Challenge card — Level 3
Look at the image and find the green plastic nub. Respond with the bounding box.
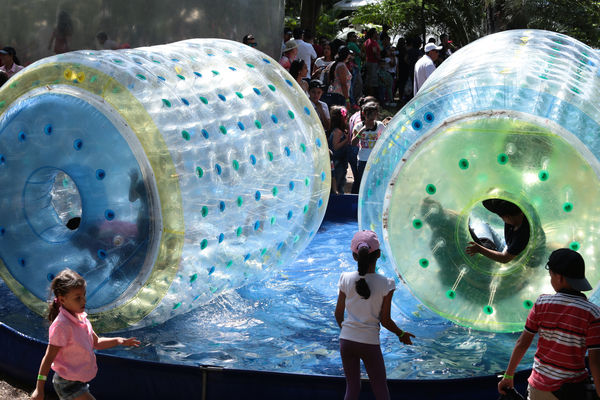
[458,159,469,170]
[538,170,549,181]
[483,305,494,315]
[563,202,573,213]
[446,290,456,299]
[497,153,508,164]
[425,184,436,195]
[570,241,580,251]
[419,258,429,268]
[412,219,423,229]
[523,300,533,309]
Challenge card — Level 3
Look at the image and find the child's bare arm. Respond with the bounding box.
[30,344,61,400]
[93,332,140,350]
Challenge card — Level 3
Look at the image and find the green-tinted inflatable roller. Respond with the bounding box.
[359,30,600,332]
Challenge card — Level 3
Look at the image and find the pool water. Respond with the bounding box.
[0,220,536,379]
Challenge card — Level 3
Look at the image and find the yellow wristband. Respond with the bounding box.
[503,373,514,379]
[37,374,47,381]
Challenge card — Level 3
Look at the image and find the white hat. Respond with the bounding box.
[424,43,443,53]
[283,39,298,53]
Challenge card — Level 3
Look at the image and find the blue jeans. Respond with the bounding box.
[53,373,90,400]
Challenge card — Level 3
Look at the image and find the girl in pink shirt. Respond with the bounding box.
[31,269,140,400]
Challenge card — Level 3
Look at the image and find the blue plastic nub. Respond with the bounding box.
[96,169,106,180]
[284,147,291,156]
[253,88,261,95]
[218,233,225,243]
[287,211,293,220]
[97,249,107,259]
[0,227,4,236]
[73,139,83,150]
[201,129,209,139]
[316,138,322,148]
[255,191,261,201]
[44,124,53,135]
[18,132,26,142]
[412,120,422,130]
[254,221,260,230]
[238,122,245,131]
[105,210,115,220]
[47,273,55,282]
[219,201,226,212]
[304,107,311,115]
[271,115,278,124]
[215,164,222,175]
[250,155,257,165]
[181,98,190,106]
[424,112,435,123]
[18,258,25,267]
[289,181,295,191]
[0,155,5,165]
[218,94,226,102]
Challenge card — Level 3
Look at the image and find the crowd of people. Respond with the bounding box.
[267,26,455,194]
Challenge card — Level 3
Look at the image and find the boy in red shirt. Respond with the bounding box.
[498,248,600,399]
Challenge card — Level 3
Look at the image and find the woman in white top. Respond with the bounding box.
[335,230,414,400]
[312,43,334,82]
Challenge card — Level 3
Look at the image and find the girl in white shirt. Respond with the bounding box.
[335,230,414,400]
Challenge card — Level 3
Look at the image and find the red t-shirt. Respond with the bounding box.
[525,290,600,391]
[364,39,380,63]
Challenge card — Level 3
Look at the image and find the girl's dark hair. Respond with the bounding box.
[289,59,306,80]
[329,46,351,84]
[329,105,346,131]
[2,47,20,66]
[356,246,377,299]
[47,268,86,322]
[362,101,379,115]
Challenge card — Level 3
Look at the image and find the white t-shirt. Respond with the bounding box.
[314,57,333,81]
[295,39,317,77]
[311,100,330,120]
[413,54,436,94]
[338,271,395,345]
[353,121,385,161]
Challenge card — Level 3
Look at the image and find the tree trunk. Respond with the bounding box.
[300,0,322,34]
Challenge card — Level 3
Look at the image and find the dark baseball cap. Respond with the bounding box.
[546,248,592,291]
[482,199,522,217]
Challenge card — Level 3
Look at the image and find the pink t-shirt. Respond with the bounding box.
[49,307,98,382]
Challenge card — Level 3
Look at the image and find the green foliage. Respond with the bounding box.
[350,0,600,48]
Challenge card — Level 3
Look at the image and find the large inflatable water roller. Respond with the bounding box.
[0,39,330,332]
[359,30,600,332]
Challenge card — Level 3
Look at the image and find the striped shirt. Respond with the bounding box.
[525,289,600,391]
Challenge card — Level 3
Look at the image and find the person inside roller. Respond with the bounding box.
[466,199,529,263]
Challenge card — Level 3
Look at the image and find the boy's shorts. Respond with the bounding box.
[53,373,90,400]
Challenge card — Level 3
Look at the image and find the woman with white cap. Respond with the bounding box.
[335,230,415,400]
[279,39,298,71]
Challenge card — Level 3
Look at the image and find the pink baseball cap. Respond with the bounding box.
[351,230,380,254]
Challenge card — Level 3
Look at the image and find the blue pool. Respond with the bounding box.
[0,219,536,379]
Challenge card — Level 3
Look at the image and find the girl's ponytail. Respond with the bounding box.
[47,268,86,322]
[355,245,371,299]
[47,298,61,322]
